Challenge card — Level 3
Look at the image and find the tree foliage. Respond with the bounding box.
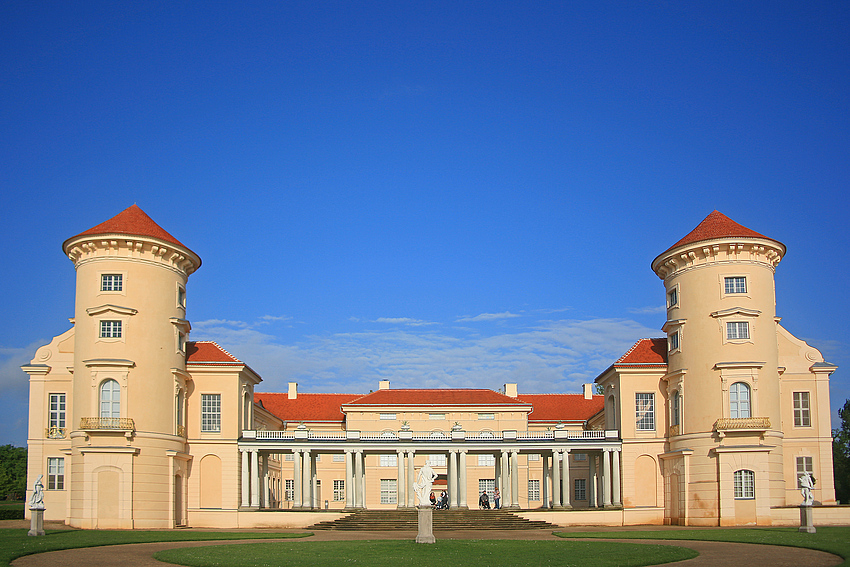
[0,445,27,500]
[834,399,850,504]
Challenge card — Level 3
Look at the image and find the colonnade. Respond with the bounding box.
[238,445,622,510]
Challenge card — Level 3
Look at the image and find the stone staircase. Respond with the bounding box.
[310,509,557,531]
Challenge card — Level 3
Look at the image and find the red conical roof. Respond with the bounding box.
[64,204,187,249]
[663,211,775,254]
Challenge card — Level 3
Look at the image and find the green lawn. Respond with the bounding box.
[555,526,850,566]
[0,528,310,566]
[155,539,697,567]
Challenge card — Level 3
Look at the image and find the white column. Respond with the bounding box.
[500,450,510,506]
[448,451,458,508]
[240,449,250,507]
[302,449,312,509]
[345,450,354,509]
[603,449,612,508]
[552,450,561,507]
[542,453,550,509]
[354,450,364,509]
[494,452,502,497]
[294,450,303,508]
[261,454,269,508]
[612,448,622,506]
[562,449,572,509]
[588,453,596,508]
[250,450,260,507]
[311,452,318,509]
[510,450,519,508]
[397,450,406,508]
[459,450,468,509]
[407,451,415,507]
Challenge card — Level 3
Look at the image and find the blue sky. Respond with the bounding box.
[1,1,847,447]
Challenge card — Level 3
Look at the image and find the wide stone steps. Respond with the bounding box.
[310,509,557,531]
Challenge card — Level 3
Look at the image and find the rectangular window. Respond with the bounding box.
[574,478,587,501]
[101,274,123,291]
[734,470,755,499]
[284,453,294,461]
[99,320,122,338]
[793,392,811,427]
[333,454,345,462]
[379,454,397,467]
[724,276,747,294]
[177,286,186,308]
[669,331,679,351]
[333,480,345,501]
[528,479,540,501]
[478,413,495,420]
[635,393,655,431]
[379,413,396,420]
[380,479,397,504]
[573,453,587,461]
[201,394,221,432]
[426,454,446,467]
[429,413,445,420]
[285,479,294,500]
[479,478,495,501]
[528,453,540,461]
[48,393,66,429]
[726,321,750,340]
[796,456,813,476]
[668,288,678,308]
[478,454,496,466]
[47,457,64,490]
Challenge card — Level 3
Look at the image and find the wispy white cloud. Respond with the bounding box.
[258,315,293,324]
[374,317,437,326]
[627,305,666,315]
[456,311,523,322]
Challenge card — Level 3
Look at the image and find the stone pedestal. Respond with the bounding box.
[799,505,816,534]
[28,508,45,537]
[415,505,436,544]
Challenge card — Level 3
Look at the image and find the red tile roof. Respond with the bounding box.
[255,393,360,423]
[65,204,189,250]
[186,341,242,364]
[342,389,531,407]
[518,394,604,422]
[615,338,668,366]
[662,210,773,254]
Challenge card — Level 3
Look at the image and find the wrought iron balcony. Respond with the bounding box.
[45,426,66,439]
[713,417,771,431]
[80,417,135,431]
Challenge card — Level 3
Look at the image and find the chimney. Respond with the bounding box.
[583,383,593,399]
[504,383,518,398]
[379,380,390,390]
[288,382,298,400]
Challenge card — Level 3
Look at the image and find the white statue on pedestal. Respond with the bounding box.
[29,475,45,510]
[413,463,437,506]
[800,472,815,506]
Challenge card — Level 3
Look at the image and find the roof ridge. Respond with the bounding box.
[186,340,242,363]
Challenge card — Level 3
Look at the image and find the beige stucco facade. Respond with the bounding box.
[23,207,848,529]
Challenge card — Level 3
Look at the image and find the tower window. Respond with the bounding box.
[48,393,66,430]
[668,331,680,352]
[793,392,811,427]
[671,390,681,427]
[99,379,120,419]
[635,393,655,431]
[100,320,122,338]
[177,286,186,308]
[667,288,678,308]
[726,321,749,340]
[101,274,123,292]
[724,276,747,294]
[730,382,751,419]
[47,457,65,490]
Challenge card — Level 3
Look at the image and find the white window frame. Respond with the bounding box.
[667,285,679,308]
[429,413,445,420]
[479,478,495,501]
[48,393,66,429]
[426,454,446,467]
[726,321,750,341]
[733,469,755,499]
[333,479,345,501]
[285,479,294,500]
[176,283,186,309]
[729,382,751,419]
[574,478,587,500]
[380,479,397,504]
[527,453,540,461]
[478,413,495,420]
[528,479,540,501]
[47,457,64,490]
[379,454,397,467]
[478,454,495,466]
[635,393,655,431]
[201,393,221,433]
[793,392,811,427]
[724,276,747,295]
[796,456,813,479]
[668,330,680,352]
[99,379,121,419]
[99,320,123,339]
[573,453,587,461]
[100,273,123,292]
[333,454,345,462]
[671,390,681,427]
[379,413,396,420]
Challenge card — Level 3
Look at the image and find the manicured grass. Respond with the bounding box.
[555,526,850,566]
[155,539,697,567]
[0,528,310,567]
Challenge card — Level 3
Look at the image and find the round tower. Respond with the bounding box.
[62,205,201,528]
[651,210,785,435]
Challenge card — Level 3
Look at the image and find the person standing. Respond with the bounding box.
[493,487,501,509]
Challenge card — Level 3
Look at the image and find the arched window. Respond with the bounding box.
[671,390,681,427]
[730,382,751,419]
[100,379,120,419]
[733,469,755,499]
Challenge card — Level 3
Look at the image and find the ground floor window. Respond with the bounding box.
[733,470,755,499]
[426,454,446,467]
[796,456,813,480]
[574,478,586,501]
[285,479,294,501]
[333,480,345,501]
[380,479,397,504]
[47,457,64,490]
[478,478,495,501]
[528,479,540,501]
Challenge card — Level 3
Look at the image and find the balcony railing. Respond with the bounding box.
[249,429,614,442]
[713,417,771,431]
[80,417,135,431]
[45,426,66,439]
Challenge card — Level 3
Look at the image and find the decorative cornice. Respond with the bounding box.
[64,235,200,276]
[709,307,761,319]
[652,238,784,281]
[86,304,138,317]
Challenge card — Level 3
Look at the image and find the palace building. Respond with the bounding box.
[23,206,846,528]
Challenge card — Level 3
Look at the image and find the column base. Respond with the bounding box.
[28,509,45,537]
[603,504,619,510]
[506,505,521,510]
[415,506,436,544]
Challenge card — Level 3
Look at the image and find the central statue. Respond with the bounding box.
[413,463,438,506]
